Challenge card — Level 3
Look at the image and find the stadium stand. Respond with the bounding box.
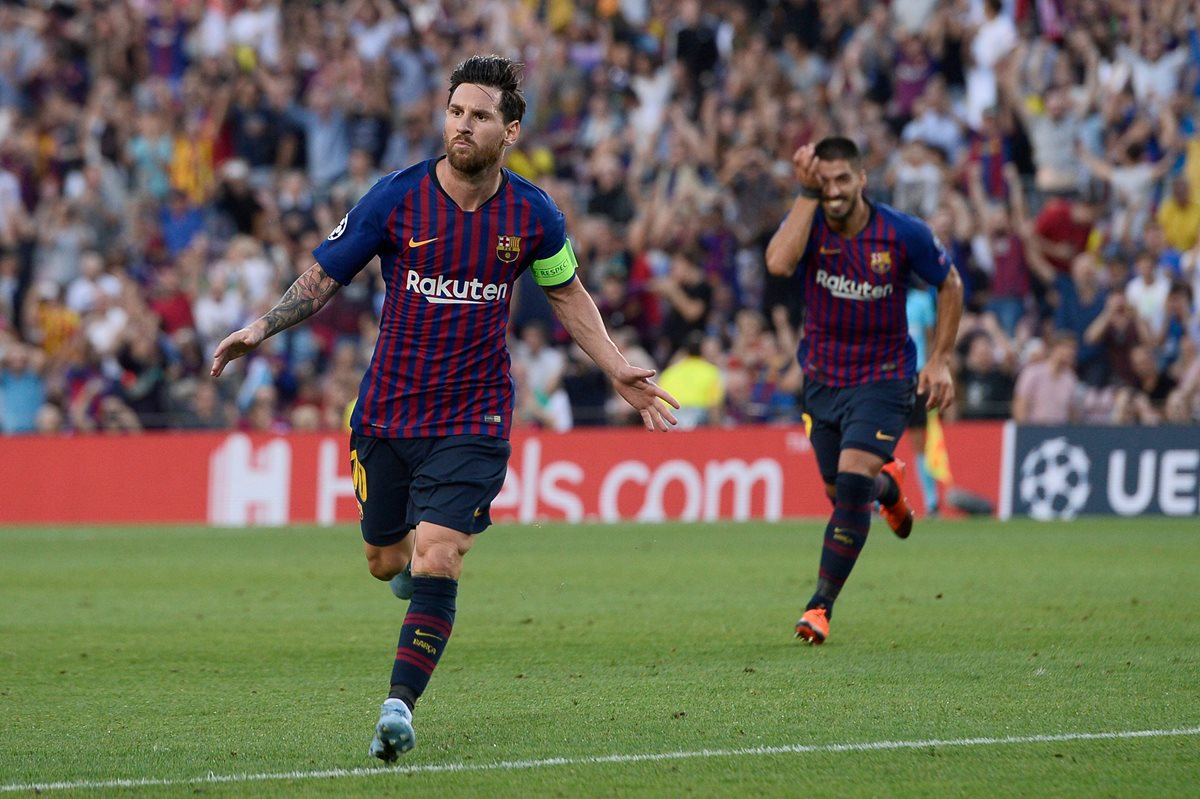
[0,0,1197,435]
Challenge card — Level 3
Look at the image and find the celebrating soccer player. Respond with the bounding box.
[765,137,963,645]
[211,55,679,760]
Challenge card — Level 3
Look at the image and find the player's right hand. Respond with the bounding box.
[791,143,821,193]
[210,324,266,377]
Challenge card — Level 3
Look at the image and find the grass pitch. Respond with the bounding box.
[1,517,1197,798]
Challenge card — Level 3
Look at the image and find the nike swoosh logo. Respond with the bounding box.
[408,236,438,248]
[414,629,444,640]
[875,431,897,441]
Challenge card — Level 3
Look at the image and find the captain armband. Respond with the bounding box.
[531,239,578,287]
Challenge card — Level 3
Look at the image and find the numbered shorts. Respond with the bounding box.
[802,378,916,485]
[349,432,512,547]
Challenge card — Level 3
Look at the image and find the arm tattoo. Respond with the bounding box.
[261,264,342,337]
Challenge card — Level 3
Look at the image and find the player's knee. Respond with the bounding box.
[364,544,410,581]
[365,551,395,581]
[413,541,464,579]
[824,483,837,504]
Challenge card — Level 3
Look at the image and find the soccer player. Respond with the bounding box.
[765,137,963,645]
[210,55,679,760]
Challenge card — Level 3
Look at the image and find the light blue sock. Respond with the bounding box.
[389,562,413,600]
[915,453,938,514]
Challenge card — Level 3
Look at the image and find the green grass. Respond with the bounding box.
[1,518,1197,798]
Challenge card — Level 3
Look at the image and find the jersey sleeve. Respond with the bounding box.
[311,178,392,285]
[906,221,953,287]
[531,197,567,259]
[529,193,575,288]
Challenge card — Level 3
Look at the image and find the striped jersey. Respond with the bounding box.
[313,158,572,439]
[792,201,952,387]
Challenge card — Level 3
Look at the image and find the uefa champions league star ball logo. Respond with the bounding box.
[328,214,349,240]
[1019,437,1091,520]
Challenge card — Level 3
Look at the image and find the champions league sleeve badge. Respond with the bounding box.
[328,213,349,240]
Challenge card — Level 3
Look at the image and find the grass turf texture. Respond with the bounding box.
[1,517,1197,798]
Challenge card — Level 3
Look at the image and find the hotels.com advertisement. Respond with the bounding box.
[0,424,1003,525]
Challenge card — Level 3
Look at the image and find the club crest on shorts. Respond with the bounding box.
[496,235,521,263]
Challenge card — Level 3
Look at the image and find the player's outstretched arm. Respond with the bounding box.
[545,279,680,431]
[765,143,821,277]
[211,262,342,377]
[919,265,964,413]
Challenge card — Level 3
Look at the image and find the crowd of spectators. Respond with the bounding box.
[1,0,1199,437]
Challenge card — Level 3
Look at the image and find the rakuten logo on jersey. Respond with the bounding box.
[405,269,509,305]
[815,269,894,301]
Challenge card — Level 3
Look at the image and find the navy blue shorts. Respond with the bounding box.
[908,389,930,429]
[802,378,916,485]
[349,432,511,547]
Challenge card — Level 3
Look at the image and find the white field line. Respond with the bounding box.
[3,726,1198,794]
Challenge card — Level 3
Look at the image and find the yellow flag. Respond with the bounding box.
[925,410,953,484]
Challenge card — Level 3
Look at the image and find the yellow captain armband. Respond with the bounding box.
[531,239,578,287]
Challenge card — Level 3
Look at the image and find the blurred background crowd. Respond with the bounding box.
[1,0,1199,438]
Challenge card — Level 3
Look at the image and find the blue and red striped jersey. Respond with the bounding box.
[968,132,1012,200]
[312,158,570,439]
[793,201,953,387]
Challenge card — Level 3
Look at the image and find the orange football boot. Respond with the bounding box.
[794,606,829,645]
[879,459,914,539]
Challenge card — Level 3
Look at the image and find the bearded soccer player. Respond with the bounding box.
[765,136,963,645]
[211,55,679,759]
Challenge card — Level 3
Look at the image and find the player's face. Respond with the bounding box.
[444,83,520,176]
[814,159,865,221]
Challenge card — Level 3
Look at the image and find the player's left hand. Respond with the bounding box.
[612,365,680,432]
[919,361,956,413]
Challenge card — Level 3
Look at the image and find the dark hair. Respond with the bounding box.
[448,55,526,124]
[814,136,863,169]
[1051,330,1078,348]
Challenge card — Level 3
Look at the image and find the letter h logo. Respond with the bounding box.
[208,434,292,525]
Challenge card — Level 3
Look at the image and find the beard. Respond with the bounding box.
[822,193,859,222]
[445,134,505,176]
